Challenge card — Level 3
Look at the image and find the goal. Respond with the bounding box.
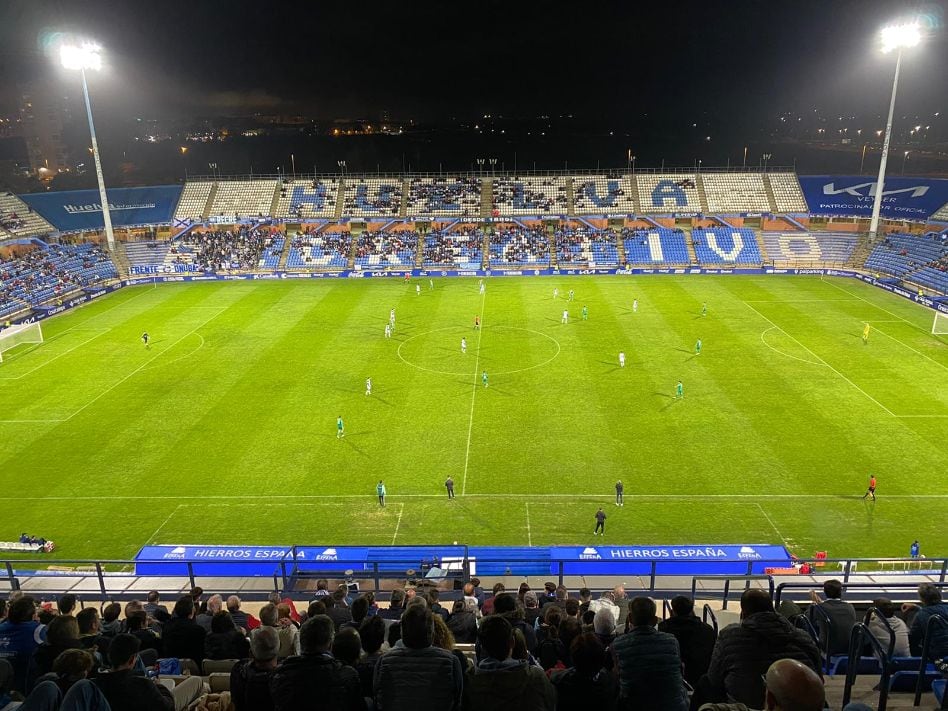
[933,311,948,336]
[0,322,44,363]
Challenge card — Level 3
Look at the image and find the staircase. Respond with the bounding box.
[848,233,875,270]
[398,178,408,219]
[201,183,218,220]
[682,227,698,265]
[481,230,491,270]
[565,178,576,217]
[110,241,131,279]
[480,178,493,218]
[755,231,771,262]
[415,231,425,268]
[616,230,627,265]
[549,227,559,268]
[628,175,642,214]
[269,184,282,217]
[334,179,346,219]
[277,232,293,270]
[695,175,710,213]
[348,226,362,270]
[762,174,779,213]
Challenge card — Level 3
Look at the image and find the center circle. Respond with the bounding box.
[397,325,561,376]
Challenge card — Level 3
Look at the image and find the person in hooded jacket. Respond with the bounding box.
[231,626,280,711]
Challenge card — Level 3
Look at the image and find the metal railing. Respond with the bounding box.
[842,620,895,711]
[690,575,775,610]
[915,614,948,706]
[775,581,948,607]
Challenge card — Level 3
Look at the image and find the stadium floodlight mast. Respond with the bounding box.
[868,22,922,242]
[60,42,115,251]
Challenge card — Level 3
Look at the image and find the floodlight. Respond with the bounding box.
[60,43,103,71]
[880,24,921,53]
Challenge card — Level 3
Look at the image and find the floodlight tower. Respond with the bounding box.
[868,23,921,241]
[60,42,115,250]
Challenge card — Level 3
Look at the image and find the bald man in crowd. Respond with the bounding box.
[699,658,824,711]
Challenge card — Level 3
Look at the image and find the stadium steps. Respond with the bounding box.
[616,232,627,265]
[398,178,408,219]
[110,242,131,278]
[762,174,779,213]
[201,183,218,220]
[682,227,698,264]
[414,231,424,268]
[276,234,292,270]
[849,234,875,270]
[754,231,771,262]
[822,675,942,710]
[565,177,576,216]
[348,224,363,270]
[695,175,710,213]
[549,227,559,268]
[269,184,282,217]
[480,178,492,218]
[481,231,490,269]
[628,174,642,214]
[334,179,346,220]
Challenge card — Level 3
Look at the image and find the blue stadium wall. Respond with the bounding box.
[18,185,182,233]
[799,175,948,220]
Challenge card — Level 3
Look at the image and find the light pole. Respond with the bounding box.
[60,42,115,250]
[762,153,772,172]
[869,22,921,240]
[902,150,911,175]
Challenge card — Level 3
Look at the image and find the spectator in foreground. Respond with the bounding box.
[99,603,123,637]
[18,648,110,710]
[205,610,251,660]
[227,596,258,633]
[867,598,910,657]
[355,615,385,699]
[378,589,405,621]
[462,615,555,711]
[374,604,463,710]
[328,589,353,631]
[447,600,478,644]
[196,594,222,632]
[0,596,47,692]
[161,596,207,664]
[275,605,300,659]
[658,595,717,685]
[332,628,362,668]
[269,615,365,711]
[906,582,948,657]
[144,591,169,621]
[700,589,821,707]
[30,613,85,685]
[550,633,617,711]
[808,579,857,656]
[231,626,280,711]
[95,633,203,711]
[57,595,78,617]
[125,611,162,656]
[611,596,688,711]
[761,658,825,711]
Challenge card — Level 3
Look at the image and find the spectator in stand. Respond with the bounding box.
[342,597,368,632]
[868,598,910,658]
[578,588,593,615]
[205,610,251,660]
[379,589,405,621]
[196,594,222,632]
[161,595,207,665]
[125,611,162,656]
[270,615,365,711]
[447,600,478,644]
[99,603,122,637]
[374,604,463,711]
[538,583,557,608]
[30,613,85,687]
[593,607,617,649]
[328,589,352,631]
[760,658,825,711]
[274,604,300,659]
[227,595,258,633]
[231,626,279,711]
[17,648,110,710]
[462,615,555,711]
[905,582,948,657]
[481,584,506,616]
[550,633,617,711]
[312,580,331,599]
[57,595,78,617]
[76,607,111,661]
[698,589,821,708]
[427,589,449,622]
[462,584,481,615]
[0,595,47,692]
[535,606,568,671]
[611,597,688,711]
[332,628,362,668]
[355,615,385,699]
[559,617,583,665]
[95,633,203,711]
[658,595,717,686]
[487,594,537,657]
[808,579,857,656]
[432,614,470,673]
[144,592,170,622]
[523,591,542,628]
[267,591,299,624]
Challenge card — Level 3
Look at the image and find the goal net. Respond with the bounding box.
[0,322,44,363]
[933,311,948,336]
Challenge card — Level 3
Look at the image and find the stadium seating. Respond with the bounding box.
[767,173,809,212]
[124,241,173,270]
[259,233,285,268]
[177,226,273,271]
[636,174,701,213]
[423,230,483,269]
[0,192,56,238]
[354,231,418,269]
[0,242,118,310]
[287,230,352,269]
[207,180,279,220]
[491,177,568,215]
[555,228,619,267]
[488,228,550,268]
[692,227,763,264]
[274,179,341,219]
[405,177,481,217]
[341,178,404,217]
[174,181,214,221]
[761,232,859,265]
[622,228,691,264]
[702,173,771,212]
[865,233,948,292]
[572,176,635,214]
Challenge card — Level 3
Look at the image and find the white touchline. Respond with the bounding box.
[461,289,487,496]
[525,502,532,546]
[392,503,405,545]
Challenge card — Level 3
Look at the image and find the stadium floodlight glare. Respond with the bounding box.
[59,41,115,250]
[868,23,922,241]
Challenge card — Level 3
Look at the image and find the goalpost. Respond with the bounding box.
[933,311,948,336]
[0,322,44,363]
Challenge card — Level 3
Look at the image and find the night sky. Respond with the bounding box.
[0,0,945,124]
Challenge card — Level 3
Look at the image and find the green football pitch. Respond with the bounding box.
[1,275,946,562]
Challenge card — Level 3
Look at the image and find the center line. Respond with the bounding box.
[461,286,487,496]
